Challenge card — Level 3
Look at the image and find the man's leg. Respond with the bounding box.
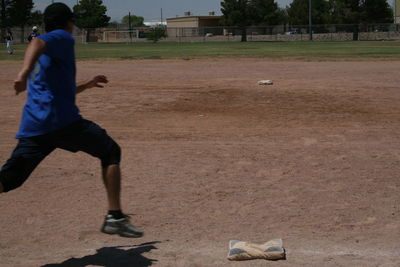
[0,138,54,193]
[98,143,144,238]
[102,164,121,211]
[99,162,143,238]
[55,119,143,237]
[6,40,13,55]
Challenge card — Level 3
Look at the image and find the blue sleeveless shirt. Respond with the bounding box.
[17,29,81,138]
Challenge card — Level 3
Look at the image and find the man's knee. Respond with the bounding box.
[101,141,121,168]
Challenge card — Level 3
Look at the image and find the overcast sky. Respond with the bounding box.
[33,0,292,22]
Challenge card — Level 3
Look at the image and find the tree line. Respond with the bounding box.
[222,0,393,41]
[221,0,393,27]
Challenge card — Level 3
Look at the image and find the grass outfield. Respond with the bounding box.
[1,41,400,61]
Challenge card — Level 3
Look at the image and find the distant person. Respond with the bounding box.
[0,3,144,238]
[5,28,13,55]
[28,26,40,42]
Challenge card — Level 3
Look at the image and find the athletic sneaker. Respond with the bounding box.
[101,214,144,238]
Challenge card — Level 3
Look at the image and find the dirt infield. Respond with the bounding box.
[1,59,400,267]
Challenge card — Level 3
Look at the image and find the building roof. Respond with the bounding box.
[167,16,222,21]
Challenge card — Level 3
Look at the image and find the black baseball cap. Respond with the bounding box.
[44,2,75,32]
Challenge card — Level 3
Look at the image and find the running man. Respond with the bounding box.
[28,26,40,42]
[0,3,144,238]
[5,28,13,55]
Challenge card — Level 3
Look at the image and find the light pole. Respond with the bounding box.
[128,12,132,42]
[309,0,312,41]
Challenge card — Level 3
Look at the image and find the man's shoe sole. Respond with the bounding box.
[101,227,144,238]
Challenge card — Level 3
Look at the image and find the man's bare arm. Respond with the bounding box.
[14,38,46,95]
[76,75,108,94]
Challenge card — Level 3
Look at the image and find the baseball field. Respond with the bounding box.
[1,41,400,266]
[1,41,400,61]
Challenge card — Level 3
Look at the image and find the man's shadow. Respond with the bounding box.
[42,241,159,267]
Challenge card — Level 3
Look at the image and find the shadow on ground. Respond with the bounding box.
[42,241,159,267]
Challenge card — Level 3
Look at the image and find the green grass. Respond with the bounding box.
[1,41,400,61]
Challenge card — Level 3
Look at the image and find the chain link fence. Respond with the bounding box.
[3,24,400,44]
[165,24,400,42]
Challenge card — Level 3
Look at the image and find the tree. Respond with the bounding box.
[248,0,280,25]
[7,0,33,42]
[221,0,251,26]
[221,0,283,41]
[1,0,10,26]
[328,0,364,24]
[276,7,289,25]
[73,0,110,42]
[328,0,352,24]
[146,26,166,43]
[328,0,393,24]
[221,0,251,41]
[361,0,393,23]
[29,10,43,26]
[287,0,330,25]
[122,14,145,27]
[287,0,308,25]
[0,0,12,41]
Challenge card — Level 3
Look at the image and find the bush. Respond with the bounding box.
[147,27,166,43]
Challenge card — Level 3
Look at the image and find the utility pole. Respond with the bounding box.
[128,12,132,43]
[308,0,312,41]
[161,8,163,25]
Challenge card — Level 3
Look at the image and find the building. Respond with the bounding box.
[166,15,222,37]
[167,15,222,28]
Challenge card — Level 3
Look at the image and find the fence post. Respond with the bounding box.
[353,24,359,41]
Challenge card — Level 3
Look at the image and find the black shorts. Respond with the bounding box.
[0,119,121,192]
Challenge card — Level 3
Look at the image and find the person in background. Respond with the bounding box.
[5,28,13,55]
[28,26,40,42]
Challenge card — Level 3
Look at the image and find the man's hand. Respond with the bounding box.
[77,75,109,94]
[14,71,29,95]
[87,75,108,89]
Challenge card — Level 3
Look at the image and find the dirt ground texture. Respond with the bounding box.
[0,59,400,267]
